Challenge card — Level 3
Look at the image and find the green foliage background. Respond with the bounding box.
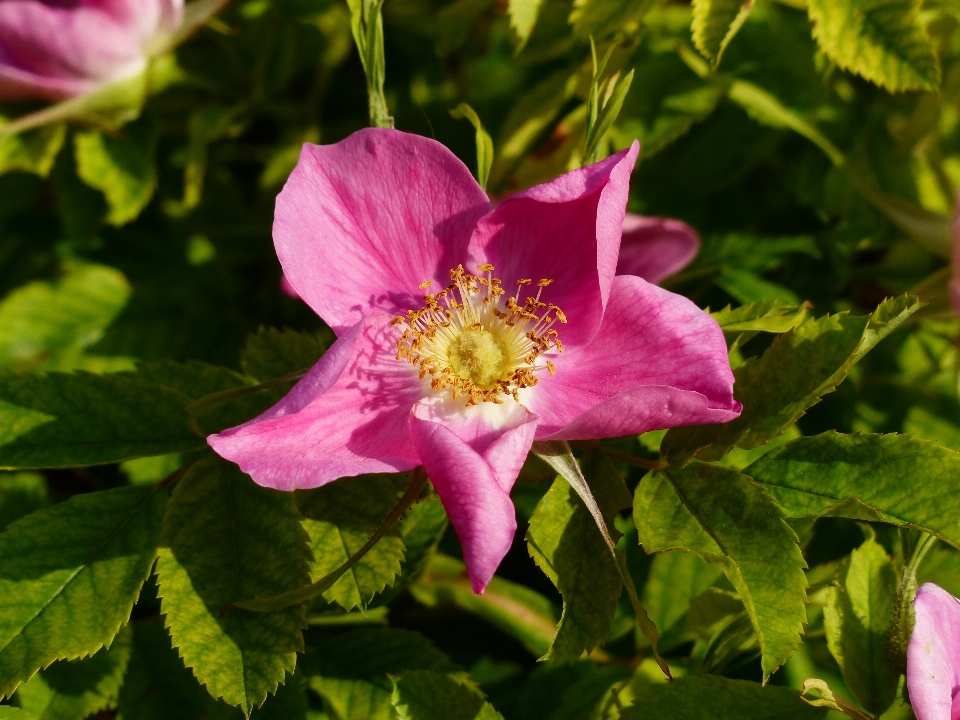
[2,0,960,716]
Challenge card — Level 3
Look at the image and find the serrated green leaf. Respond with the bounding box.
[0,485,166,698]
[619,675,828,719]
[641,551,723,650]
[296,474,407,611]
[156,457,311,715]
[662,294,922,466]
[823,537,898,716]
[0,123,65,177]
[0,264,130,372]
[391,671,503,720]
[0,372,204,469]
[304,628,457,720]
[240,328,327,382]
[16,626,131,720]
[746,432,960,548]
[410,554,559,657]
[634,463,807,679]
[692,0,754,66]
[507,0,545,51]
[117,621,237,720]
[133,359,271,434]
[74,118,158,226]
[526,453,631,662]
[808,0,939,93]
[711,300,808,333]
[0,472,47,531]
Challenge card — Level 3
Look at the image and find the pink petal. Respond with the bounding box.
[0,0,176,101]
[468,142,639,350]
[527,274,740,439]
[208,313,422,490]
[409,400,538,593]
[274,128,491,334]
[908,583,960,720]
[616,215,700,284]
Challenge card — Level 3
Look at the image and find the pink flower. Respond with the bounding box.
[0,0,183,101]
[908,583,960,720]
[616,214,699,284]
[210,128,740,593]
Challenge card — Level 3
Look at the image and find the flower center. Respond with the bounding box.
[394,263,565,406]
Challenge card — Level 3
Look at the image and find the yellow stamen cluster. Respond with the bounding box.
[393,264,566,406]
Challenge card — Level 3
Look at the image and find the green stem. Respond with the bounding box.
[231,468,428,612]
[185,367,309,418]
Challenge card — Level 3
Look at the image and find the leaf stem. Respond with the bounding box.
[230,468,428,612]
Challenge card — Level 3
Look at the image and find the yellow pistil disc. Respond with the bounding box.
[394,264,566,405]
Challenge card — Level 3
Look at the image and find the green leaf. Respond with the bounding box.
[74,118,158,226]
[489,68,578,189]
[296,474,407,611]
[692,0,754,66]
[450,104,494,191]
[585,67,635,165]
[823,538,898,716]
[634,463,807,679]
[662,294,923,466]
[0,263,130,372]
[391,671,503,720]
[410,554,559,657]
[0,123,65,177]
[0,709,40,719]
[156,457,311,715]
[526,452,631,662]
[569,0,646,39]
[507,0,545,51]
[240,328,327,382]
[347,0,392,127]
[746,432,960,547]
[304,628,457,720]
[16,626,132,720]
[116,621,237,720]
[715,268,801,306]
[0,472,47,531]
[800,678,873,720]
[0,485,166,698]
[0,372,204,469]
[640,551,723,650]
[711,300,809,334]
[619,675,828,719]
[808,0,939,93]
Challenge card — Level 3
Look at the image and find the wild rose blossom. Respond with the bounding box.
[0,0,183,101]
[209,128,741,592]
[908,583,960,720]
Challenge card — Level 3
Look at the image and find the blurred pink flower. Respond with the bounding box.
[617,214,699,284]
[0,0,183,101]
[907,583,960,720]
[211,128,740,592]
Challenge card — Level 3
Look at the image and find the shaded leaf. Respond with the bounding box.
[808,0,939,93]
[692,0,754,66]
[391,670,503,720]
[0,372,203,469]
[0,485,166,698]
[410,554,559,657]
[0,472,47,531]
[296,474,407,611]
[640,551,723,650]
[526,453,631,662]
[74,118,158,226]
[823,538,898,716]
[240,328,327,382]
[16,626,131,720]
[0,123,65,177]
[156,457,311,715]
[746,431,960,547]
[450,104,494,191]
[619,675,828,719]
[662,295,922,466]
[634,463,807,679]
[304,628,457,720]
